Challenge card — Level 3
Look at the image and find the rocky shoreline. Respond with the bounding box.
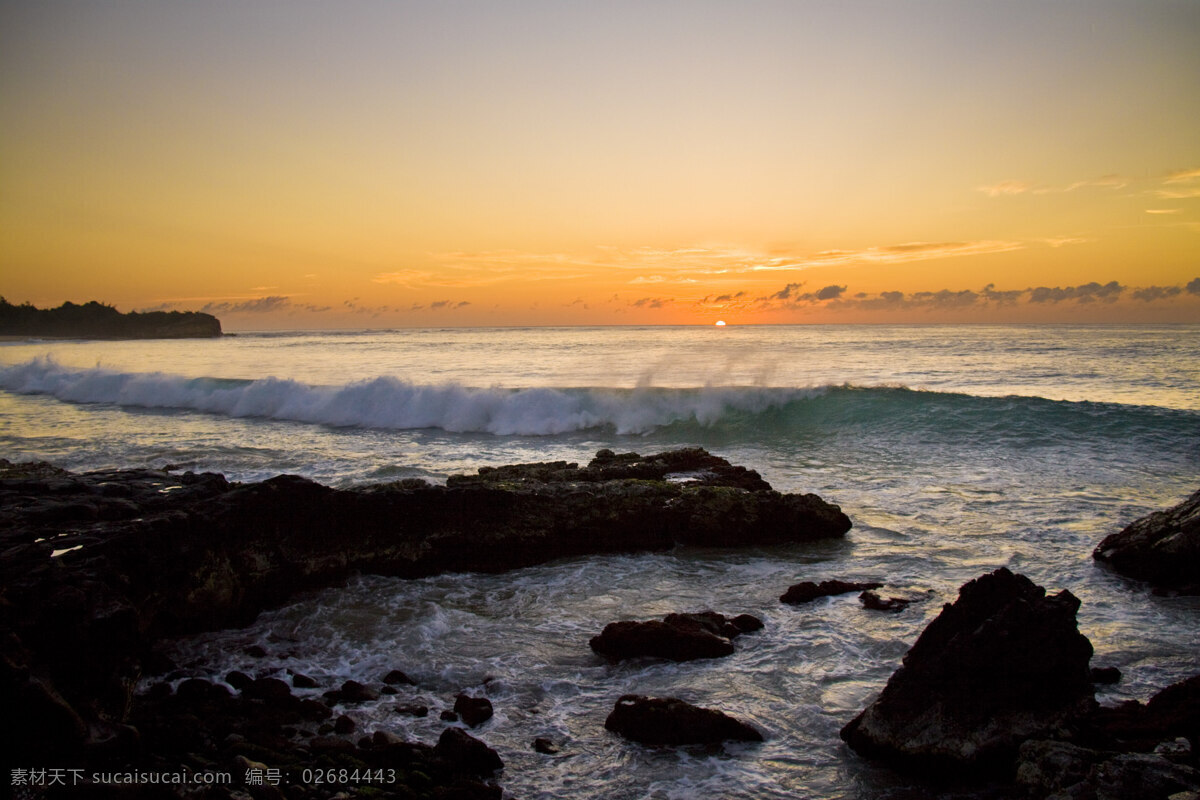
[3,451,1198,798]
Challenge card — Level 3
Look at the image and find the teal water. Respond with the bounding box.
[2,325,1198,798]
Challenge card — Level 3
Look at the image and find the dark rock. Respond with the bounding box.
[244,644,268,658]
[533,737,559,754]
[380,685,398,695]
[1091,666,1122,685]
[590,610,760,662]
[860,590,911,612]
[325,679,379,705]
[1087,674,1200,751]
[1094,488,1200,594]
[780,579,883,604]
[244,677,293,705]
[435,727,504,775]
[840,568,1095,777]
[604,694,763,745]
[333,714,356,734]
[288,670,318,689]
[225,670,254,691]
[455,693,494,727]
[396,704,429,717]
[1015,739,1102,796]
[441,710,460,722]
[384,668,417,686]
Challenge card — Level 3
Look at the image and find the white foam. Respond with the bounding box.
[0,357,811,436]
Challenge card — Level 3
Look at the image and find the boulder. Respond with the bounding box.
[590,611,762,662]
[1094,488,1200,594]
[840,568,1095,777]
[454,693,494,727]
[605,694,763,745]
[859,590,910,612]
[780,579,882,604]
[435,727,504,775]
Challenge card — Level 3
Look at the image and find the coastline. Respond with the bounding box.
[3,452,1197,798]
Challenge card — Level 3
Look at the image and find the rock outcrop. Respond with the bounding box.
[0,449,847,791]
[780,579,882,604]
[1093,488,1200,594]
[840,568,1095,777]
[604,695,763,745]
[589,611,763,662]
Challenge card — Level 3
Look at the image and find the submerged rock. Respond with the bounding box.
[840,568,1095,777]
[1093,488,1200,594]
[604,694,763,745]
[590,610,763,662]
[780,579,882,604]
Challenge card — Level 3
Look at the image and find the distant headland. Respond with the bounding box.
[0,297,222,339]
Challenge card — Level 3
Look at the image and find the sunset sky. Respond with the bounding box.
[2,0,1198,328]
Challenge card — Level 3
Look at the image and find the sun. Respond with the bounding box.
[715,320,726,326]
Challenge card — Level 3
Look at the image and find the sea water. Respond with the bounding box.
[1,324,1198,798]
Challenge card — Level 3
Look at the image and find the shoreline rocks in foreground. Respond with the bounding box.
[841,568,1096,776]
[1093,487,1200,595]
[0,448,848,796]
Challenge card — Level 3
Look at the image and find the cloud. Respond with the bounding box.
[756,278,1199,313]
[201,295,292,314]
[429,300,471,310]
[977,180,1033,197]
[1164,167,1200,184]
[1145,208,1182,215]
[1132,286,1182,302]
[632,297,671,309]
[1028,281,1123,304]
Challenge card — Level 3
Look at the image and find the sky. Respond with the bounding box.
[2,0,1199,329]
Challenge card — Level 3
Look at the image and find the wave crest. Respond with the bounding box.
[0,358,810,436]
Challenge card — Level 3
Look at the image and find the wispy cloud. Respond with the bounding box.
[977,180,1033,197]
[1164,167,1200,184]
[1145,208,1182,215]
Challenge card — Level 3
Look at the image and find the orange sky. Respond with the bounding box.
[2,1,1198,328]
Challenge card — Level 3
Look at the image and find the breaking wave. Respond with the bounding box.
[0,357,1191,444]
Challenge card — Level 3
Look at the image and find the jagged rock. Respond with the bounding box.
[1091,666,1122,685]
[590,611,763,662]
[455,693,494,727]
[1094,488,1200,594]
[780,579,883,604]
[533,737,559,754]
[604,694,763,745]
[840,568,1095,777]
[1087,674,1200,752]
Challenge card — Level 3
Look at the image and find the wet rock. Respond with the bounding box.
[441,710,460,722]
[780,579,882,604]
[860,590,911,612]
[1091,666,1123,685]
[590,611,761,662]
[396,704,429,718]
[384,668,417,686]
[324,679,379,705]
[435,727,504,775]
[1094,488,1200,594]
[1087,674,1200,752]
[604,694,763,745]
[333,714,356,734]
[225,670,254,691]
[533,737,559,754]
[840,568,1095,777]
[455,693,494,727]
[288,670,318,689]
[244,677,293,705]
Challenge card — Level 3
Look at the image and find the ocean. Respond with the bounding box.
[2,324,1198,798]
